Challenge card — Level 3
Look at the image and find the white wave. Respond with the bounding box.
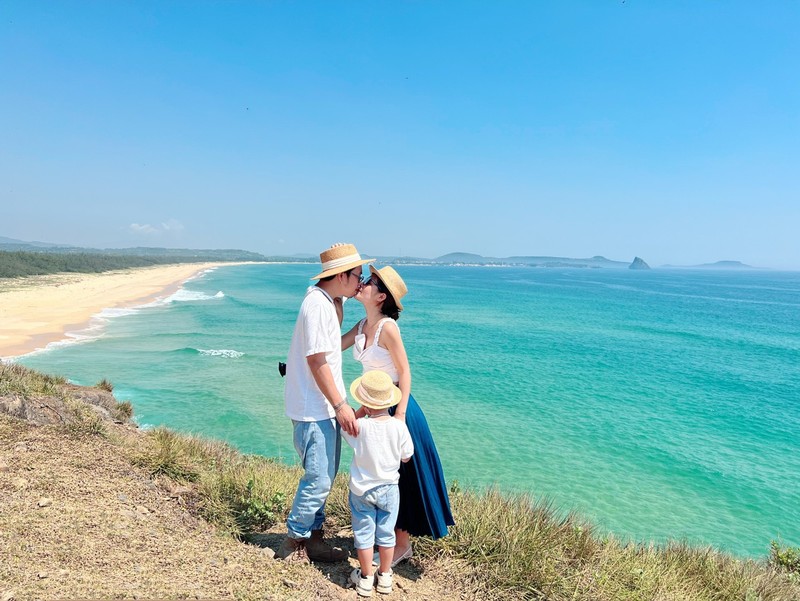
[197,348,244,358]
[160,289,226,304]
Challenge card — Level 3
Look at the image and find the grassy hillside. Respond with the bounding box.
[1,363,798,600]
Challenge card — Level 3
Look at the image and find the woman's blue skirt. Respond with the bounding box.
[389,393,455,539]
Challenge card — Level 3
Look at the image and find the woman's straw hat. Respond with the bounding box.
[350,370,402,410]
[311,243,374,280]
[370,265,408,311]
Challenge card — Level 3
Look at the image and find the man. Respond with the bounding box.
[277,242,373,563]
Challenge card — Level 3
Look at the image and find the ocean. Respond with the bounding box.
[17,263,800,557]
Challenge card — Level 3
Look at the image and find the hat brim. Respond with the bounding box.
[311,258,374,280]
[369,265,404,310]
[349,375,402,410]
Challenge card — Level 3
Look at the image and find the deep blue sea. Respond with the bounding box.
[17,264,800,557]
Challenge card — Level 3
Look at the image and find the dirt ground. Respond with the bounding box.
[0,414,477,601]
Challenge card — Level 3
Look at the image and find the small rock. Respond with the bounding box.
[117,493,130,503]
[12,478,28,489]
[260,547,276,560]
[0,459,9,472]
[13,442,28,453]
[1,590,16,601]
[135,505,150,514]
[37,498,52,508]
[281,578,299,589]
[37,572,49,579]
[58,569,69,577]
[168,484,192,498]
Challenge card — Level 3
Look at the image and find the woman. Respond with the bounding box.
[343,265,455,567]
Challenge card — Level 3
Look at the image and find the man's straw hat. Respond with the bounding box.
[350,370,402,410]
[311,243,374,280]
[370,265,408,311]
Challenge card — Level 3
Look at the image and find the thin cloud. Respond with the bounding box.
[129,220,185,237]
[129,223,159,235]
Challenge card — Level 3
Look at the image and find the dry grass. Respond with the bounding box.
[0,415,326,601]
[1,363,799,600]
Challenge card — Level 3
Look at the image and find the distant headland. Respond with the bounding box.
[0,236,763,271]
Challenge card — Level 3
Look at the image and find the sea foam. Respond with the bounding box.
[197,349,244,358]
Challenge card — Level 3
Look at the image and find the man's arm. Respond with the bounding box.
[306,352,358,436]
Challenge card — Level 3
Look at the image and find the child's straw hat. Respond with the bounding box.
[350,370,402,410]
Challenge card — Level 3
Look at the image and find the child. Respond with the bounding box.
[342,370,414,597]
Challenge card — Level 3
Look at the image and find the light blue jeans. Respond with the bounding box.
[286,418,341,540]
[349,483,399,550]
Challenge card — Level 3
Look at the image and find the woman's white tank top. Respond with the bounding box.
[352,317,399,383]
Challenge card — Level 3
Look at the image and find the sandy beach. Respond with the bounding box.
[0,263,236,359]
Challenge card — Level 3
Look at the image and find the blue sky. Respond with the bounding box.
[2,2,798,268]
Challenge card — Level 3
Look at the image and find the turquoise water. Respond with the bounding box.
[17,264,800,557]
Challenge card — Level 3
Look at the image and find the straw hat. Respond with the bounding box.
[350,370,402,410]
[311,243,374,280]
[370,265,407,311]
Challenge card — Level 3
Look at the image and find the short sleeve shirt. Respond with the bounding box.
[342,417,414,496]
[284,286,344,421]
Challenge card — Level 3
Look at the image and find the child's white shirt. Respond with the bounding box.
[342,416,414,496]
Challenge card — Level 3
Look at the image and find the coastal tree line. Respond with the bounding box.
[0,250,218,279]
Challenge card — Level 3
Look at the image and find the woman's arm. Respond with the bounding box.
[341,320,360,351]
[381,321,411,421]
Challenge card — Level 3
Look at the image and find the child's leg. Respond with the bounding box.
[349,490,377,577]
[374,484,400,574]
[358,547,376,576]
[376,545,394,575]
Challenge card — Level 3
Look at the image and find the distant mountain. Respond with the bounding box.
[434,252,486,264]
[427,253,631,268]
[661,260,759,270]
[629,257,651,270]
[696,260,755,269]
[1,237,657,269]
[0,236,62,248]
[0,238,270,262]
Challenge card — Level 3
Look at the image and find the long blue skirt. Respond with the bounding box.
[389,393,455,539]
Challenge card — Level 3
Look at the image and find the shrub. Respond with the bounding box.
[770,540,800,573]
[132,427,199,481]
[96,378,114,392]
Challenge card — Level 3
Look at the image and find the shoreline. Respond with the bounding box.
[0,262,246,360]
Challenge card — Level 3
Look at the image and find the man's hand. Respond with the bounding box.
[337,404,359,436]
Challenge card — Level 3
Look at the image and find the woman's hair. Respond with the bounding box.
[375,278,401,321]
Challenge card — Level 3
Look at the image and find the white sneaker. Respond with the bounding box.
[376,569,393,594]
[350,568,375,597]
